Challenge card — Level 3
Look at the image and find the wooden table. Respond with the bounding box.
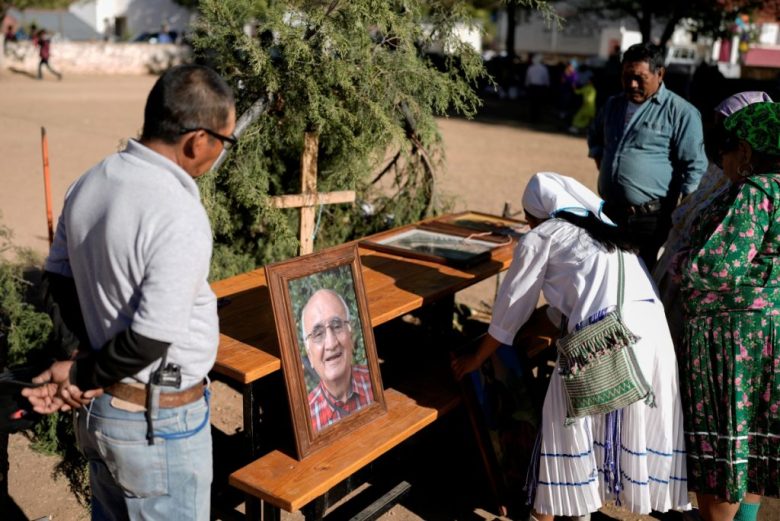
[210,239,516,457]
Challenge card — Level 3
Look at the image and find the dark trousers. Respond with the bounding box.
[38,58,61,80]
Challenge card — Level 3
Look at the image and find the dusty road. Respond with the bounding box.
[2,71,778,520]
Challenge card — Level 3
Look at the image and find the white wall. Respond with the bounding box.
[499,9,602,56]
[123,0,193,36]
[2,40,190,74]
[69,0,194,38]
[69,1,98,30]
[759,23,779,45]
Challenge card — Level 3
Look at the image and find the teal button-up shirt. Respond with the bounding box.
[588,84,707,207]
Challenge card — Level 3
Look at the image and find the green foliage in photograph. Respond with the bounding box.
[192,0,488,280]
[287,264,366,392]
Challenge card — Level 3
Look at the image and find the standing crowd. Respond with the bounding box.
[454,42,780,521]
[14,41,780,521]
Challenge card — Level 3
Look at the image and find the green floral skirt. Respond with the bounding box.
[681,310,780,501]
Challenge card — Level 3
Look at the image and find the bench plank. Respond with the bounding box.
[229,387,460,512]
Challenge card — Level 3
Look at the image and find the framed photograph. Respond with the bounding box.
[265,244,386,459]
[359,225,505,268]
[432,211,529,239]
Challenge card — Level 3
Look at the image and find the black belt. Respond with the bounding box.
[626,199,663,216]
[605,199,663,219]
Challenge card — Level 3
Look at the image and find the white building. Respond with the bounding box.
[494,3,708,62]
[72,0,193,40]
[10,0,194,41]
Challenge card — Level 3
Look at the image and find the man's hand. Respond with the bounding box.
[21,380,63,414]
[21,361,103,414]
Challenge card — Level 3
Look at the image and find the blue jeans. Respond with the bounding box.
[76,389,212,520]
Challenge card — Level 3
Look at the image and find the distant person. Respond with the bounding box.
[599,43,622,108]
[36,29,62,80]
[588,42,707,268]
[569,70,596,135]
[157,23,173,44]
[557,60,578,124]
[689,61,726,115]
[3,25,17,55]
[102,17,114,42]
[302,289,374,433]
[525,54,550,123]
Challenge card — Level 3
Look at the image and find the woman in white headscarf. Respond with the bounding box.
[453,172,689,520]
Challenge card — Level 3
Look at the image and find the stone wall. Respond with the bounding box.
[2,41,191,75]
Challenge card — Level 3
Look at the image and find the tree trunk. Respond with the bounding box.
[638,12,652,43]
[505,3,516,58]
[659,16,679,49]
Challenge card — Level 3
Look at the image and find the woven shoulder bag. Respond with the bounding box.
[557,252,654,422]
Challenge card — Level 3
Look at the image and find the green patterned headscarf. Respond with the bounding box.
[723,101,780,156]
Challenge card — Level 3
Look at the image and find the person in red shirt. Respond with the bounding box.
[301,289,374,432]
[36,29,62,80]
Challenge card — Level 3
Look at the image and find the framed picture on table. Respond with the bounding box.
[431,211,529,239]
[359,224,508,268]
[265,244,386,459]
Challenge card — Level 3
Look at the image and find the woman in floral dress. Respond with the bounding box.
[681,102,780,521]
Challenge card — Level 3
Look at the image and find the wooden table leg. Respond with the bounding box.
[243,379,264,458]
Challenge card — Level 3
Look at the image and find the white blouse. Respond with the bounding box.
[488,218,659,345]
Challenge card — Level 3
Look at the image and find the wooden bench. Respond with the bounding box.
[210,228,518,519]
[230,380,461,519]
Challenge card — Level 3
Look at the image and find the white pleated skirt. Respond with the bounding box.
[532,300,690,516]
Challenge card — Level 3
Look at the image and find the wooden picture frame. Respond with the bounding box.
[359,224,506,268]
[431,211,529,239]
[265,244,386,459]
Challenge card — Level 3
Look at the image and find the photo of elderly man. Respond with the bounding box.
[300,288,374,432]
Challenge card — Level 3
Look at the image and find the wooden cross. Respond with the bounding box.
[269,132,356,255]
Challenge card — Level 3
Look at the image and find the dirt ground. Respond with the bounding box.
[1,71,778,520]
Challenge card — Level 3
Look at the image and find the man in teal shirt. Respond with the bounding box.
[588,42,707,268]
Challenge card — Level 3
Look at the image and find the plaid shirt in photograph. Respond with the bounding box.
[308,365,374,433]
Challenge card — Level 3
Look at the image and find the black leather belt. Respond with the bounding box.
[625,199,663,216]
[605,199,663,220]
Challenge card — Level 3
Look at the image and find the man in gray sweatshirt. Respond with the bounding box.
[24,64,236,520]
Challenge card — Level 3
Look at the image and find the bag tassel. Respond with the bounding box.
[602,409,623,506]
[559,322,639,374]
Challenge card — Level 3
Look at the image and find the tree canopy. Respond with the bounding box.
[192,0,491,279]
[565,0,780,47]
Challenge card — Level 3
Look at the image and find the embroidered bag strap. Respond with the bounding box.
[616,251,625,319]
[560,251,625,332]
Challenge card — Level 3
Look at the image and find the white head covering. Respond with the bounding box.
[521,172,615,225]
